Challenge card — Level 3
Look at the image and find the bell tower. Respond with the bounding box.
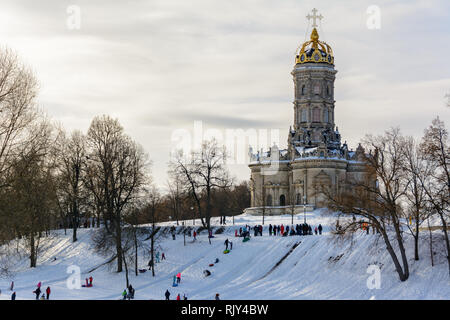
[289,9,341,150]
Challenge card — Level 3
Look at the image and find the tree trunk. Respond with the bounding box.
[379,227,408,281]
[134,229,138,276]
[414,218,419,261]
[115,218,123,273]
[437,211,450,276]
[428,217,434,267]
[30,233,36,268]
[123,254,129,288]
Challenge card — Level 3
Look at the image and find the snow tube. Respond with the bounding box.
[243,237,250,242]
[223,250,230,254]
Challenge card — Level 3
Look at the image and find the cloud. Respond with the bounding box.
[1,0,449,188]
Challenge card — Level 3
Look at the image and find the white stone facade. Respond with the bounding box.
[245,38,367,216]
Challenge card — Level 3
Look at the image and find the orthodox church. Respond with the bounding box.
[246,10,367,215]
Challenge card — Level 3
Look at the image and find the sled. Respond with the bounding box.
[223,250,230,254]
[243,237,250,242]
[209,263,214,267]
[172,283,178,287]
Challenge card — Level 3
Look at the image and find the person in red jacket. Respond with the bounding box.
[176,293,181,300]
[281,225,284,236]
[89,276,93,286]
[46,286,51,300]
[193,231,197,240]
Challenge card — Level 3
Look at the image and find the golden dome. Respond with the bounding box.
[295,28,334,65]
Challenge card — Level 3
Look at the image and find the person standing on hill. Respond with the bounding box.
[33,286,41,300]
[224,238,229,250]
[281,225,284,236]
[11,292,16,300]
[46,286,51,300]
[215,293,220,300]
[269,224,273,236]
[165,289,171,300]
[318,224,323,235]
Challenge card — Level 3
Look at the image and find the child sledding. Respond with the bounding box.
[82,276,94,287]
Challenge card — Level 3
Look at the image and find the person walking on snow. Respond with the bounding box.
[193,230,197,240]
[122,289,127,300]
[269,224,273,236]
[314,226,318,235]
[165,289,171,300]
[156,252,160,263]
[162,252,166,260]
[176,272,181,284]
[10,281,14,291]
[224,238,229,250]
[230,241,233,250]
[318,224,323,235]
[46,286,51,300]
[11,292,16,300]
[176,293,181,300]
[89,276,93,286]
[33,286,41,300]
[281,225,284,236]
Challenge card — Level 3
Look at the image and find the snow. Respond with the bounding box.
[0,210,449,300]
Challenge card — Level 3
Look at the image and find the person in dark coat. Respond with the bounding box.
[33,287,41,300]
[224,239,229,250]
[165,289,171,300]
[11,292,16,300]
[46,286,51,300]
[269,224,272,236]
[318,224,323,235]
[128,284,134,299]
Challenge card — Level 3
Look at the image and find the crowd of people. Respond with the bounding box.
[234,223,323,238]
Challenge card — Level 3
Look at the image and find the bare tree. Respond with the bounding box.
[325,128,410,281]
[0,48,39,186]
[87,115,149,273]
[55,129,87,242]
[167,170,183,226]
[147,186,161,277]
[419,117,450,275]
[402,136,431,260]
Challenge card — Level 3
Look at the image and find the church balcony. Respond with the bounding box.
[244,204,315,216]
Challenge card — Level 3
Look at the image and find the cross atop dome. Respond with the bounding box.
[306,8,323,28]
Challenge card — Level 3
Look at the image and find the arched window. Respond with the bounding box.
[313,107,321,122]
[313,84,320,95]
[324,109,329,123]
[266,194,272,207]
[279,194,286,206]
[301,108,308,122]
[296,193,302,205]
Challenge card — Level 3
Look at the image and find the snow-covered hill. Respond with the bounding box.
[0,210,449,300]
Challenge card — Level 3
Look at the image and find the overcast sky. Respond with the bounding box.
[1,0,449,189]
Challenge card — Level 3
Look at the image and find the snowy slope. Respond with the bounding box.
[0,210,449,300]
